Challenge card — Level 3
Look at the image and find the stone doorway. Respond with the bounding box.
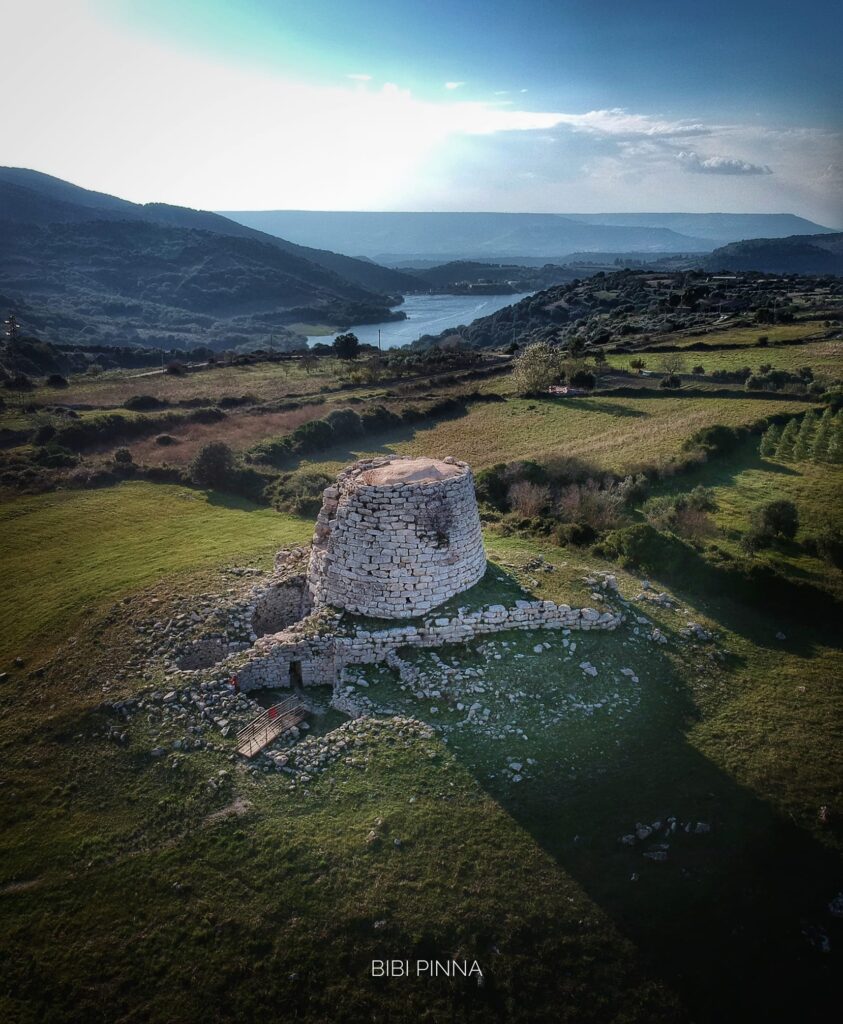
[289,660,303,687]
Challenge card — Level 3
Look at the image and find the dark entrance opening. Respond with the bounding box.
[289,660,303,687]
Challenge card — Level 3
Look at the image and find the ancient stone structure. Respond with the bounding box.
[229,600,623,692]
[307,456,486,619]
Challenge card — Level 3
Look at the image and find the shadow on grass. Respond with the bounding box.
[549,397,649,418]
[433,618,843,1024]
[482,722,842,1024]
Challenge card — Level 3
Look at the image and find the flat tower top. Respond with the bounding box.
[360,457,464,486]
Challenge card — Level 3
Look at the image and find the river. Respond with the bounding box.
[306,292,533,350]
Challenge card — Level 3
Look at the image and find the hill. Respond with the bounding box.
[218,210,715,260]
[0,168,419,296]
[703,233,843,274]
[564,212,834,242]
[0,168,419,348]
[219,211,836,263]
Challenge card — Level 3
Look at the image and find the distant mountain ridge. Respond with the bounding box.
[218,210,835,262]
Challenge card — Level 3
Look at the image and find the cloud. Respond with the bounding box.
[677,151,773,175]
[346,73,372,81]
[445,81,466,90]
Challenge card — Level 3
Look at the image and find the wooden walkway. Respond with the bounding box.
[235,696,307,758]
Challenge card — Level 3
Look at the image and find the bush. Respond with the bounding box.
[289,417,336,454]
[30,443,79,469]
[553,521,597,547]
[569,369,596,390]
[33,424,57,445]
[475,464,509,511]
[269,470,332,517]
[46,374,68,388]
[508,480,550,517]
[166,361,188,375]
[659,374,681,389]
[113,447,133,464]
[125,394,167,411]
[189,442,237,489]
[806,529,843,569]
[155,434,178,446]
[4,373,34,391]
[558,478,628,531]
[324,408,363,437]
[683,424,745,455]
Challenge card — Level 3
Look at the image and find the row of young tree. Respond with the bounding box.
[760,408,843,463]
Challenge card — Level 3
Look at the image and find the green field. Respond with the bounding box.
[290,394,810,476]
[0,484,840,1023]
[0,483,311,665]
[608,339,842,378]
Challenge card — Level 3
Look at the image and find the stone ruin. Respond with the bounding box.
[307,455,486,618]
[194,454,624,694]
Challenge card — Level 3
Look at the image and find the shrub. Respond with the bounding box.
[569,369,596,390]
[508,480,550,517]
[289,417,336,454]
[475,464,509,511]
[740,527,773,555]
[269,470,333,517]
[189,442,237,489]
[125,394,167,411]
[360,405,402,434]
[46,373,68,388]
[558,478,628,531]
[4,373,34,391]
[659,374,681,389]
[553,521,597,547]
[166,361,188,375]
[683,424,744,455]
[692,365,705,375]
[806,528,843,569]
[155,434,178,446]
[33,424,57,445]
[113,447,133,464]
[30,443,79,469]
[324,408,363,437]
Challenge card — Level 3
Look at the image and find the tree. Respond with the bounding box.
[189,442,237,489]
[629,358,646,373]
[828,412,843,465]
[753,499,799,541]
[659,352,687,375]
[792,409,819,461]
[333,333,360,360]
[512,341,562,396]
[776,418,800,459]
[811,408,835,461]
[759,423,781,458]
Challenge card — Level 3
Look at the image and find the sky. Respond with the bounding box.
[2,0,841,225]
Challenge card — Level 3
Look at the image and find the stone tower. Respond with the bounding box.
[306,455,486,619]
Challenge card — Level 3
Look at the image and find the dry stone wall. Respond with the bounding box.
[307,456,486,619]
[232,599,622,691]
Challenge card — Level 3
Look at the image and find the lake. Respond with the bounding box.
[307,292,533,350]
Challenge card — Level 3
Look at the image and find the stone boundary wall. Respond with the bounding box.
[307,456,486,619]
[231,599,622,691]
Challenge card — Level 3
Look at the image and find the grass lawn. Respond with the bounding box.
[0,479,840,1024]
[645,438,843,599]
[608,339,842,378]
[293,394,809,476]
[646,321,829,349]
[0,482,311,666]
